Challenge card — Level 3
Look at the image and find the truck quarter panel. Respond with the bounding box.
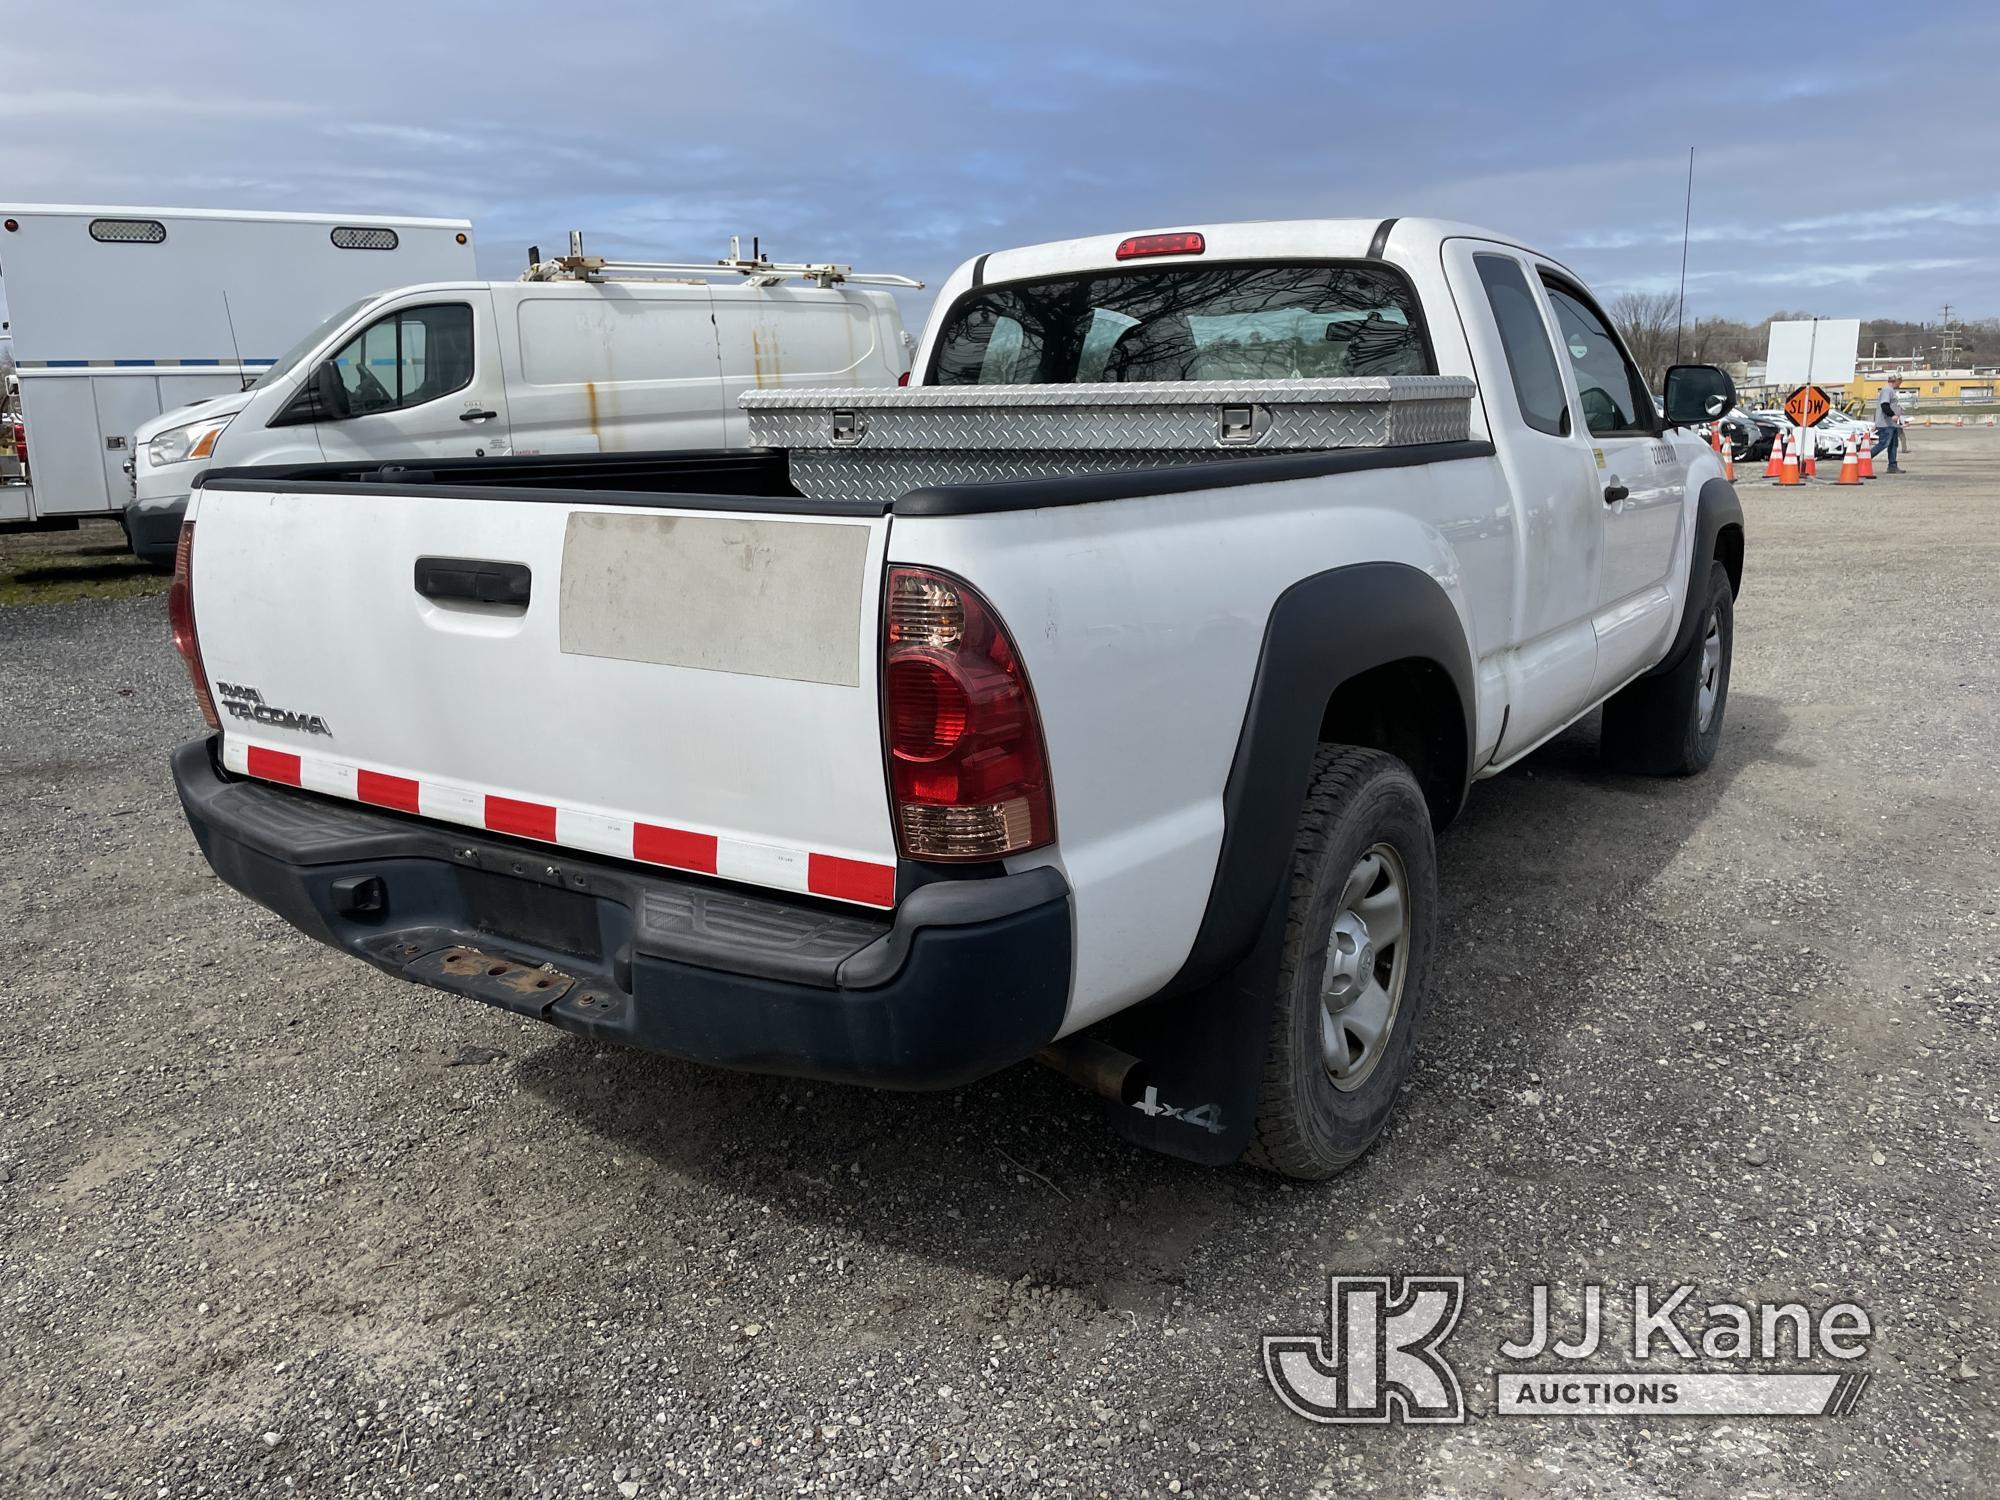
[890,452,1505,1033]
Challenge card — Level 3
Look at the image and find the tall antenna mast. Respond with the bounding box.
[1673,147,1694,364]
[222,292,250,391]
[1939,303,1961,367]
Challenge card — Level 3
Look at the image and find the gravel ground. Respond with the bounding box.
[2,436,1995,1498]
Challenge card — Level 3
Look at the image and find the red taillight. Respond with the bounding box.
[897,370,911,387]
[882,566,1053,861]
[1115,231,1205,261]
[11,422,25,466]
[167,522,221,731]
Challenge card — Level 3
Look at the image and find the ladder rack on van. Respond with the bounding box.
[522,232,923,290]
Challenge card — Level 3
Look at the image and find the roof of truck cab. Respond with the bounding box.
[958,218,1545,289]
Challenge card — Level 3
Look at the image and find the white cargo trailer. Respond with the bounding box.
[0,204,476,531]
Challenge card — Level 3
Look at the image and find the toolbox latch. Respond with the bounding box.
[1217,404,1267,446]
[830,409,867,446]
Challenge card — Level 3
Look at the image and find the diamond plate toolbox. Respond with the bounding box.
[740,377,1475,504]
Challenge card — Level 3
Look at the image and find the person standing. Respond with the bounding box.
[1874,373,1907,473]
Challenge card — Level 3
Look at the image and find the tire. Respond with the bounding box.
[1244,746,1439,1180]
[1600,560,1734,776]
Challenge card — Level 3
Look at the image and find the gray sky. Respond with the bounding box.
[3,0,1996,333]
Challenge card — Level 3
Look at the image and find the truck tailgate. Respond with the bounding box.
[189,484,899,908]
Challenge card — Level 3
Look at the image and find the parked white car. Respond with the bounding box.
[1752,406,1871,458]
[128,244,915,563]
[168,217,1742,1179]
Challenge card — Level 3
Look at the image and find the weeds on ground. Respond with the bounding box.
[0,521,166,607]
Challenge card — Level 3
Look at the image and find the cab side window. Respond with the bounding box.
[1540,278,1655,436]
[1474,254,1568,437]
[329,303,474,415]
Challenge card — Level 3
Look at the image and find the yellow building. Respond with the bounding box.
[1848,370,1997,406]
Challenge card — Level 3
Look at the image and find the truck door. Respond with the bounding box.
[1444,242,1603,762]
[1534,272,1688,699]
[312,292,511,463]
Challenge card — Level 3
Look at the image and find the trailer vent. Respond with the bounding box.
[88,218,167,244]
[331,226,399,251]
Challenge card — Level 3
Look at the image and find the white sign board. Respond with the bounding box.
[1765,319,1860,386]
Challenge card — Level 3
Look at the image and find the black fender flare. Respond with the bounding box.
[1648,476,1744,676]
[1170,560,1476,995]
[1095,562,1475,1166]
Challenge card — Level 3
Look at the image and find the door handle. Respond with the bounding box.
[414,556,530,606]
[459,409,498,424]
[1603,482,1629,505]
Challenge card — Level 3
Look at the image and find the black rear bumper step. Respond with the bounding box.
[173,739,1072,1089]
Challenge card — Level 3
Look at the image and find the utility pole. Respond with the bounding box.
[1938,304,1961,368]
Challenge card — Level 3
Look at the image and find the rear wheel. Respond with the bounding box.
[1245,747,1438,1180]
[1600,560,1734,776]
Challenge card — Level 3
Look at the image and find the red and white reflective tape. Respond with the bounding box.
[223,738,897,908]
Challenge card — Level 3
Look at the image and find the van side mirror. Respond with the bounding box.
[274,361,351,427]
[1663,364,1736,426]
[311,361,351,421]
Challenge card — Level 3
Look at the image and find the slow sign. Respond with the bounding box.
[1784,384,1831,429]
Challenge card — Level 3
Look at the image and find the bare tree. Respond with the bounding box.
[1609,291,1682,392]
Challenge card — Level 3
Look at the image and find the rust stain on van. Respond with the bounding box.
[751,327,783,388]
[584,380,600,438]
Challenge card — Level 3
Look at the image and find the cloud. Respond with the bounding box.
[1,0,1995,332]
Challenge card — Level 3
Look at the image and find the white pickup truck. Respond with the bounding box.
[168,218,1744,1179]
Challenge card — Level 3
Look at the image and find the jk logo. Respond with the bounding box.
[1262,1276,1466,1424]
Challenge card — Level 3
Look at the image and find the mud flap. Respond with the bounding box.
[1091,898,1287,1166]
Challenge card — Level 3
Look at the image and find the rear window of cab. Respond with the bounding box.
[928,262,1433,385]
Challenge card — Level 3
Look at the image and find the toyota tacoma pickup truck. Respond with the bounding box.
[168,218,1744,1179]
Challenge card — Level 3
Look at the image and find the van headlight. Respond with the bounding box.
[147,414,233,467]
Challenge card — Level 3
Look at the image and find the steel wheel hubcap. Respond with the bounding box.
[1697,612,1723,731]
[1320,843,1410,1091]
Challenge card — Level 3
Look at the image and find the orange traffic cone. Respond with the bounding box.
[1779,438,1801,487]
[1804,437,1817,478]
[1722,443,1735,482]
[1837,435,1860,484]
[1857,430,1875,478]
[1764,432,1784,479]
[1711,422,1724,453]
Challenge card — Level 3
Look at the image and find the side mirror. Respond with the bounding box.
[270,361,349,427]
[312,360,351,421]
[1663,363,1736,427]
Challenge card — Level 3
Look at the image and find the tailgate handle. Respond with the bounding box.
[414,556,531,607]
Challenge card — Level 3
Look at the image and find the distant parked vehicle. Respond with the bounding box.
[1718,407,1767,461]
[128,235,917,564]
[2,374,25,487]
[1751,406,1864,459]
[0,204,477,543]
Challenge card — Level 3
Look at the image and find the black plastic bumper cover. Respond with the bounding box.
[172,739,1072,1089]
[125,495,187,563]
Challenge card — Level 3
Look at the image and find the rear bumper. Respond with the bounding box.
[172,738,1072,1088]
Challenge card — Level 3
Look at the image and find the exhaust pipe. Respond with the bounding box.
[1036,1036,1147,1104]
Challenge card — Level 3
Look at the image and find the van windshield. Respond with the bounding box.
[928,262,1430,385]
[251,297,375,388]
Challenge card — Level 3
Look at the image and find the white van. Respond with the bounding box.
[128,249,915,563]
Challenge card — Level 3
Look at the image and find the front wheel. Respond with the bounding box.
[1600,560,1734,776]
[1245,747,1439,1180]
